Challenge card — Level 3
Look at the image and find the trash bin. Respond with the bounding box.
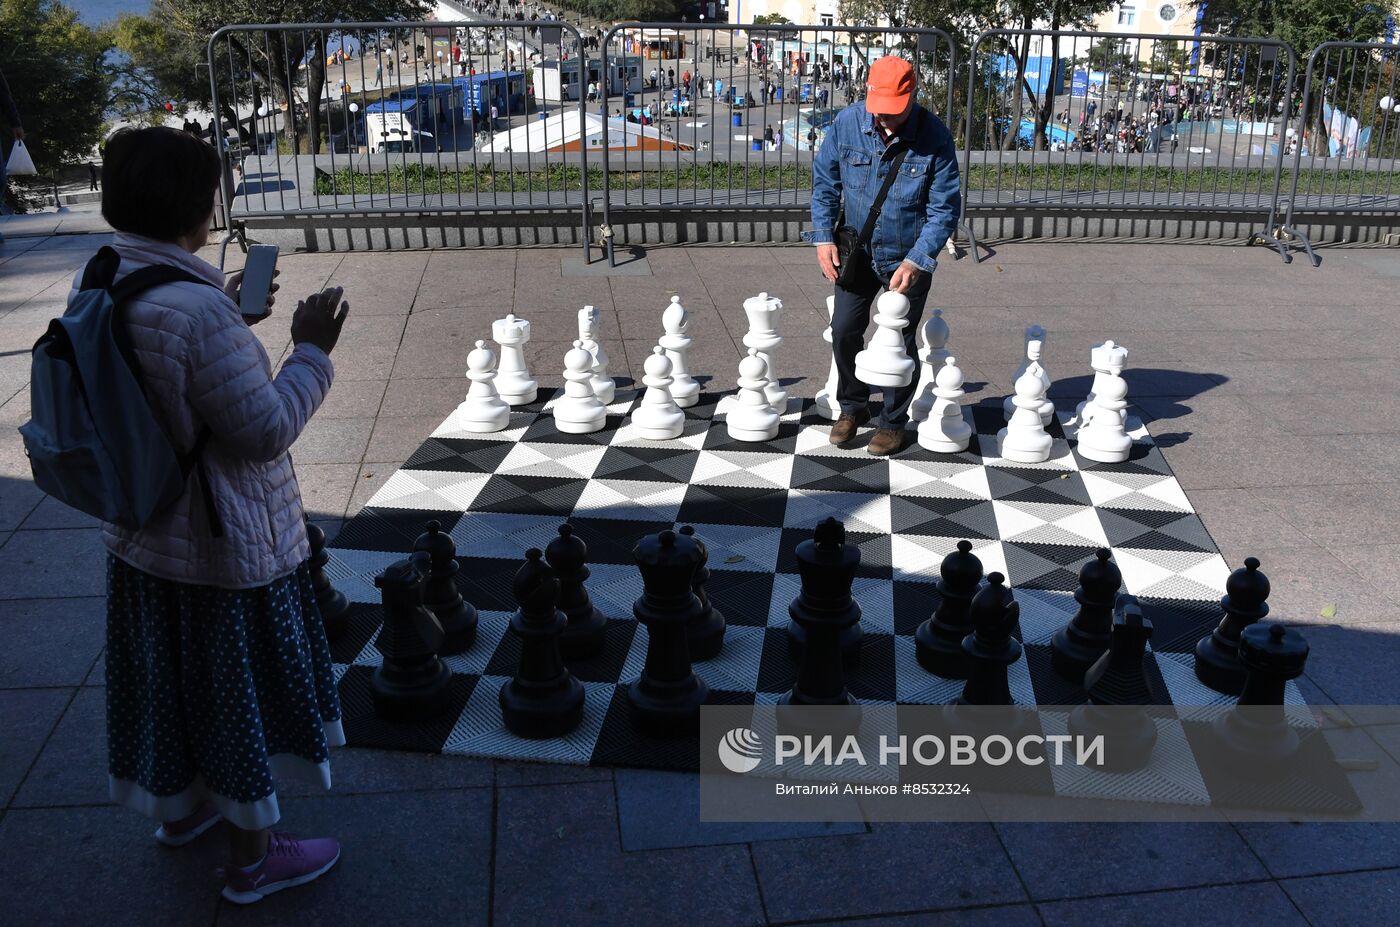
[751,139,762,151]
[775,86,783,102]
[732,112,743,127]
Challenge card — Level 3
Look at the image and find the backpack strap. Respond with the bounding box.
[105,261,227,539]
[78,246,122,292]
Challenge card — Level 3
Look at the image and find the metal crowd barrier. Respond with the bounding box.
[206,20,591,258]
[1263,41,1400,266]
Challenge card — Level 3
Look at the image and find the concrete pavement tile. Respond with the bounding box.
[1338,544,1400,609]
[1281,868,1400,927]
[1226,544,1397,627]
[0,384,30,425]
[0,527,106,599]
[1184,489,1315,554]
[1258,484,1400,548]
[494,760,614,787]
[494,781,764,927]
[0,596,106,688]
[315,379,388,419]
[276,747,493,797]
[1322,434,1400,483]
[0,475,45,534]
[752,822,1025,921]
[1038,882,1307,927]
[1158,436,1370,491]
[364,414,446,463]
[328,316,407,381]
[1212,359,1394,397]
[789,908,1041,927]
[0,688,71,805]
[1134,394,1288,436]
[1291,621,1400,705]
[993,822,1266,901]
[0,804,224,926]
[295,462,361,522]
[380,376,469,421]
[324,252,427,314]
[290,416,374,465]
[1238,817,1400,880]
[18,494,101,530]
[12,685,107,807]
[348,462,403,514]
[84,648,105,686]
[615,769,865,850]
[1265,389,1400,437]
[219,789,493,923]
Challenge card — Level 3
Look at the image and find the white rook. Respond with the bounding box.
[741,292,786,412]
[492,313,538,406]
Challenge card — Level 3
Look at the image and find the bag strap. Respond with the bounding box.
[857,148,908,248]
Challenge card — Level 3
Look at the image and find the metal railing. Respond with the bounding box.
[1263,41,1400,265]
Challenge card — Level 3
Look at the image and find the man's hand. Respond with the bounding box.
[889,260,923,294]
[817,243,840,283]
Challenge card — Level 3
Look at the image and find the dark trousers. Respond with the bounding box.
[832,270,931,429]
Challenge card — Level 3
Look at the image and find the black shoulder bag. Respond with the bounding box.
[834,148,907,292]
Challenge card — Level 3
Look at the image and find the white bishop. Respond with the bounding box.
[660,295,701,408]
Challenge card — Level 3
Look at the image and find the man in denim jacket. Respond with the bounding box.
[808,56,961,456]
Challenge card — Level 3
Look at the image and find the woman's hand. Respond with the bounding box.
[224,268,280,325]
[291,287,350,355]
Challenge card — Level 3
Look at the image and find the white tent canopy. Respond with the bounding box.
[478,110,688,153]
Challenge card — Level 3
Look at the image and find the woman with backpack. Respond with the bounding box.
[92,127,349,904]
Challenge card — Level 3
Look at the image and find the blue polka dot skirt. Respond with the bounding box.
[105,555,345,831]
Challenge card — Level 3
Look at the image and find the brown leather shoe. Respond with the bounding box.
[829,411,870,445]
[866,427,906,456]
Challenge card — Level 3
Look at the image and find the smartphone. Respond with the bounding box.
[239,244,279,320]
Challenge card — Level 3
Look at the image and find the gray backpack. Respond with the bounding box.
[19,246,223,536]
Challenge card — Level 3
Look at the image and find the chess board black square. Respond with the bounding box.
[1137,597,1222,655]
[775,528,892,580]
[754,628,897,701]
[474,474,589,517]
[455,556,522,612]
[1098,509,1216,553]
[483,617,637,682]
[1021,644,1090,706]
[704,570,776,627]
[985,466,1091,506]
[893,581,941,635]
[594,444,700,483]
[404,437,516,474]
[789,454,892,494]
[1075,442,1172,475]
[328,602,385,664]
[701,421,802,455]
[331,507,465,552]
[678,483,790,528]
[889,495,1000,540]
[521,413,628,444]
[561,516,673,565]
[591,686,756,771]
[337,665,477,752]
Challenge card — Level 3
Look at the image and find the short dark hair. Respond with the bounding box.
[101,127,222,241]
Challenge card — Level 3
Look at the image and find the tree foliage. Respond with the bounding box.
[0,0,111,177]
[1191,0,1395,58]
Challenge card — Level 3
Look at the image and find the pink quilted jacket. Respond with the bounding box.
[77,233,335,590]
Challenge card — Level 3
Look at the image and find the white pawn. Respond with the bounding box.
[631,346,685,440]
[854,291,916,388]
[996,361,1054,463]
[1077,363,1132,463]
[917,356,971,453]
[660,295,701,408]
[1003,325,1054,425]
[577,306,614,405]
[909,308,950,423]
[492,313,538,406]
[1074,339,1125,429]
[813,295,841,421]
[554,340,607,434]
[741,292,786,412]
[727,349,781,442]
[455,340,511,433]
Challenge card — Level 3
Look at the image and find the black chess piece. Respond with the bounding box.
[371,553,453,722]
[679,525,726,660]
[305,517,349,642]
[1051,549,1123,683]
[945,573,1030,738]
[780,518,862,731]
[499,548,586,738]
[546,523,607,661]
[413,520,478,654]
[627,529,710,736]
[1210,622,1309,779]
[1067,597,1159,772]
[1195,557,1270,696]
[914,540,984,678]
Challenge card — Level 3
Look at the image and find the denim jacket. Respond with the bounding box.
[807,103,961,276]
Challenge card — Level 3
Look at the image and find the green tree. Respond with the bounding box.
[0,0,111,186]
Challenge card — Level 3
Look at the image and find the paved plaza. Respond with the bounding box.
[2,224,1399,924]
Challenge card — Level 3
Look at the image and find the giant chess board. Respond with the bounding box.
[323,387,1358,813]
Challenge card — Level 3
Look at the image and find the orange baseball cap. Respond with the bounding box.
[865,57,915,115]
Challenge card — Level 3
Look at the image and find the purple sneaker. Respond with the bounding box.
[154,803,223,847]
[220,832,342,904]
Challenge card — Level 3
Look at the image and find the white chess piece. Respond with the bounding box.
[996,361,1054,463]
[577,305,615,405]
[909,308,950,423]
[1074,339,1126,429]
[660,295,701,408]
[1003,325,1054,425]
[917,356,972,453]
[726,349,781,442]
[854,291,916,388]
[553,340,607,434]
[492,313,538,406]
[813,295,841,421]
[631,346,685,440]
[741,292,786,412]
[455,339,511,433]
[1077,359,1132,463]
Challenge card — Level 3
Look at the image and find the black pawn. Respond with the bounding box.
[1051,548,1123,683]
[371,553,453,721]
[305,518,349,642]
[546,523,607,661]
[1067,597,1159,772]
[915,540,984,678]
[1211,622,1309,779]
[780,518,862,730]
[945,573,1029,738]
[413,520,478,655]
[627,529,710,736]
[499,548,585,738]
[1195,557,1270,695]
[679,525,726,660]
